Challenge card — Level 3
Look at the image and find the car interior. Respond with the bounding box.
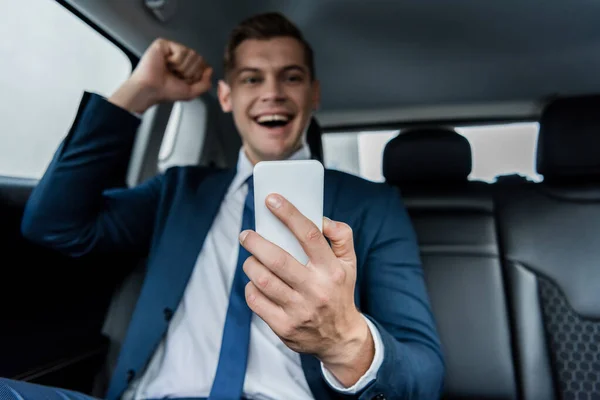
[1,1,600,399]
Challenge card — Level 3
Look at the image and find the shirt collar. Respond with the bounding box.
[229,144,312,196]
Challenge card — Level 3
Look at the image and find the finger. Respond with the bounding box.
[178,51,199,78]
[243,256,297,307]
[240,230,309,288]
[166,43,190,68]
[265,194,331,265]
[322,217,356,264]
[170,52,195,80]
[189,67,213,96]
[245,281,287,326]
[154,38,171,57]
[184,56,205,82]
[189,61,207,83]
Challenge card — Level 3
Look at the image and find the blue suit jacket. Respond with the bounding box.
[21,93,444,400]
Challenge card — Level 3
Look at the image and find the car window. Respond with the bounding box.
[323,122,541,183]
[0,0,132,179]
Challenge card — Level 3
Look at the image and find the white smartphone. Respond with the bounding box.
[253,159,324,265]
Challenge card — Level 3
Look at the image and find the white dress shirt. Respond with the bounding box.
[123,145,384,400]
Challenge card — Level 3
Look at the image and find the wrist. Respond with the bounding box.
[108,78,159,115]
[320,312,375,386]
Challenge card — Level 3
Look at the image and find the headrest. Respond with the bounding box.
[382,127,472,186]
[537,95,600,181]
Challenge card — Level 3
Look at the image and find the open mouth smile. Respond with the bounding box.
[254,114,293,129]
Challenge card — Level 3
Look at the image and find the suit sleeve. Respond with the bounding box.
[21,92,162,257]
[358,186,445,400]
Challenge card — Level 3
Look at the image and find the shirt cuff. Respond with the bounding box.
[320,314,384,394]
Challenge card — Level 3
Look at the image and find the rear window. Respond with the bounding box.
[322,122,541,183]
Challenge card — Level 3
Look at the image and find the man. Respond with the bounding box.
[4,12,444,400]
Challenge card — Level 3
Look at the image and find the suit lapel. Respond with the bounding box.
[323,169,336,221]
[107,168,235,400]
[324,169,362,307]
[153,168,237,315]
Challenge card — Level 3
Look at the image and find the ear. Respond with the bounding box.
[217,80,232,112]
[311,79,321,111]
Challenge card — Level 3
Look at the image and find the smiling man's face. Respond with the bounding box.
[218,37,320,164]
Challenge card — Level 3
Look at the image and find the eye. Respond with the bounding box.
[286,74,304,83]
[242,76,261,85]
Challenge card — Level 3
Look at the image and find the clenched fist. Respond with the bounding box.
[109,38,213,114]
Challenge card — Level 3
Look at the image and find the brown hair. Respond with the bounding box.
[223,12,315,81]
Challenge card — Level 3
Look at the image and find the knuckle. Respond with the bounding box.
[186,52,197,64]
[316,292,331,307]
[242,256,254,274]
[299,308,314,324]
[172,54,183,64]
[340,222,353,236]
[279,321,296,338]
[305,226,322,243]
[257,275,270,290]
[331,267,347,285]
[173,50,187,62]
[271,254,288,271]
[245,284,257,304]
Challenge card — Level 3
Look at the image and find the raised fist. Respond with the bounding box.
[110,38,213,113]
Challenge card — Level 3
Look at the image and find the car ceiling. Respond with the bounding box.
[64,0,600,126]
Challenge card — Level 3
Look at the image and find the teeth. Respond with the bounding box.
[256,114,290,123]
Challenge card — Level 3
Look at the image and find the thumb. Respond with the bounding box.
[323,217,356,263]
[189,67,213,97]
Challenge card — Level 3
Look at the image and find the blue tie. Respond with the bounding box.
[209,176,254,400]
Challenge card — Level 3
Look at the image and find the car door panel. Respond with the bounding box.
[0,176,136,393]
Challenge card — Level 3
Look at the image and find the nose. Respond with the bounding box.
[260,76,286,103]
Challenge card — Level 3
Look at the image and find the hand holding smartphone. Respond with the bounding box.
[253,160,324,265]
